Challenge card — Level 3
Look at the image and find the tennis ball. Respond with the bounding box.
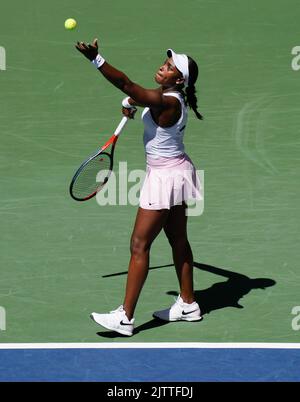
[64,18,77,30]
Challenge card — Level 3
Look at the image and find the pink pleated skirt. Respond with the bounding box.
[139,153,203,210]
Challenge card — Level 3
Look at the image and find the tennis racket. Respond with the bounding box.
[69,116,129,201]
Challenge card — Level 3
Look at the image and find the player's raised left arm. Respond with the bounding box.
[75,39,167,108]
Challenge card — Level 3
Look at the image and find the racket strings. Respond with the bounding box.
[71,153,111,200]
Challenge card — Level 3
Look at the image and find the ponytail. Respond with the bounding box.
[185,84,203,120]
[184,56,203,120]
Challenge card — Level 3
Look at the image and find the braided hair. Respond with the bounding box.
[180,56,203,120]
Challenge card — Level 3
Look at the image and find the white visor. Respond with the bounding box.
[167,49,189,86]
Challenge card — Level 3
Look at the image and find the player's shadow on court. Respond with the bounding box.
[97,262,276,337]
[171,262,276,315]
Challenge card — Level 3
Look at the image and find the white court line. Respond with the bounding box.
[0,343,300,350]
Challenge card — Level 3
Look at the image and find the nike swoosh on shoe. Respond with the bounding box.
[120,320,133,326]
[182,309,199,316]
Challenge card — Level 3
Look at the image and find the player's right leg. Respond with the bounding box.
[91,207,169,336]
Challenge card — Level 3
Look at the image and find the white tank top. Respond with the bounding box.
[142,92,187,158]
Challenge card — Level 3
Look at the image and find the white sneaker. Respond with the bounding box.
[153,295,202,322]
[90,305,134,336]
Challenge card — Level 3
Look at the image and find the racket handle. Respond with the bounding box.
[114,116,129,137]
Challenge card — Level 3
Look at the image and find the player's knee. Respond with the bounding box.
[130,236,151,257]
[166,233,188,249]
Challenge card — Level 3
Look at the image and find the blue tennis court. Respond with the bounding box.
[0,344,300,382]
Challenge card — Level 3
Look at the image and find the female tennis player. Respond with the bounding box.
[76,39,203,336]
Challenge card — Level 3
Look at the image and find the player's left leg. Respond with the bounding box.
[164,203,195,303]
[153,203,202,322]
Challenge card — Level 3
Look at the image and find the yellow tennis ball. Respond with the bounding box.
[64,18,77,30]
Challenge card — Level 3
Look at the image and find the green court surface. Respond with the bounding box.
[0,0,299,343]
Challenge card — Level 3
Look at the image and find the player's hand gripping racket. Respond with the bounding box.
[69,116,129,201]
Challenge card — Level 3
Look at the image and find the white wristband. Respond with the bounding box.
[91,54,105,69]
[122,96,134,109]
